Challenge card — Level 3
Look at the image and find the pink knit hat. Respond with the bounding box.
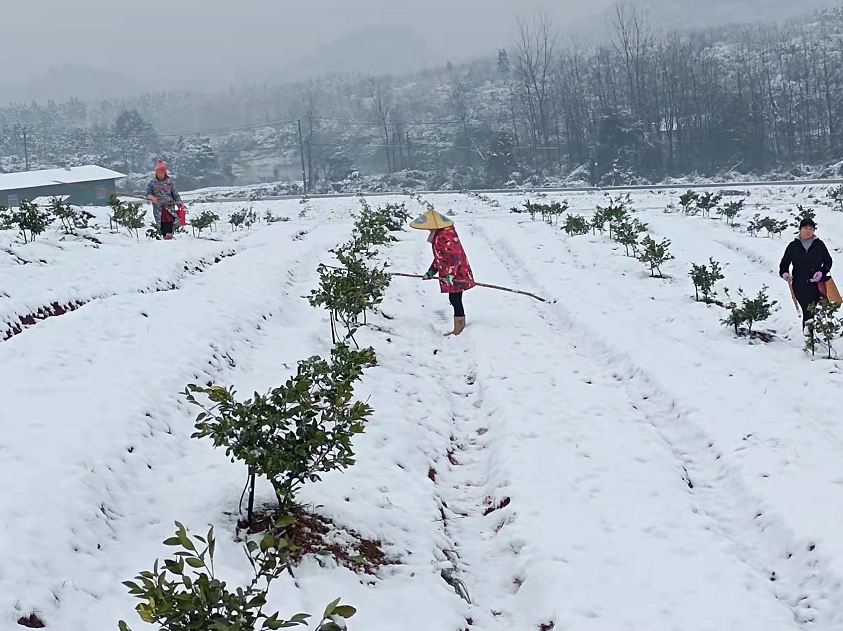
[154,159,168,174]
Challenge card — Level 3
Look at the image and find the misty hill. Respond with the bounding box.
[650,0,833,27]
[0,64,150,104]
[278,25,437,81]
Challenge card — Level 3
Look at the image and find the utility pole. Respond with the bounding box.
[297,119,307,194]
[406,131,411,169]
[22,127,29,171]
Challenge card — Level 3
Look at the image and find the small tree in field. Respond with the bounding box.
[637,235,674,277]
[613,216,648,257]
[120,522,355,631]
[719,200,744,226]
[696,192,722,218]
[186,345,376,512]
[596,194,629,239]
[689,258,725,303]
[109,195,145,239]
[679,190,700,215]
[805,300,843,359]
[562,214,589,236]
[189,210,220,237]
[791,204,816,229]
[7,200,53,243]
[828,186,843,212]
[722,286,778,338]
[50,198,93,235]
[229,208,248,231]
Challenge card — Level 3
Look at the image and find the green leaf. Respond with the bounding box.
[118,621,132,631]
[333,605,356,618]
[276,515,296,529]
[323,597,341,618]
[185,557,205,569]
[260,534,275,553]
[163,537,182,546]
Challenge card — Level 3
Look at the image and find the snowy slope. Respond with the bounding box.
[3,186,843,630]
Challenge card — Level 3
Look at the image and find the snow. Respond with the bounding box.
[0,166,126,192]
[3,185,843,630]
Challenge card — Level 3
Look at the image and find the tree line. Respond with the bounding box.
[2,3,843,190]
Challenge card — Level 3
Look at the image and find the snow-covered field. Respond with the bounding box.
[3,185,843,631]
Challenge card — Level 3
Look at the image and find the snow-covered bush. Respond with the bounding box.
[1,200,53,243]
[689,258,725,303]
[805,300,843,359]
[309,245,391,345]
[186,345,376,512]
[612,216,648,257]
[722,286,778,338]
[562,214,589,236]
[696,192,722,218]
[189,210,220,237]
[50,198,94,235]
[679,190,699,215]
[229,208,248,230]
[120,521,355,631]
[828,185,843,212]
[108,195,146,239]
[719,200,744,226]
[637,235,674,278]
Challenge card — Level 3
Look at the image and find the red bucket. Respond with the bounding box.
[177,208,186,226]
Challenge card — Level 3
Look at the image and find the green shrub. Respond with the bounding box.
[613,216,648,257]
[722,286,778,337]
[805,300,843,359]
[109,195,146,239]
[689,258,725,303]
[562,214,589,236]
[719,200,744,226]
[50,197,94,235]
[679,190,700,215]
[186,345,376,512]
[119,521,355,631]
[696,192,722,218]
[190,210,220,237]
[310,246,391,344]
[637,235,674,278]
[2,200,53,243]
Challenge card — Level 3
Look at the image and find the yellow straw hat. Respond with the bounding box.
[410,209,454,230]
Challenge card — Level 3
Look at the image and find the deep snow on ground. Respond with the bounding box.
[3,185,843,630]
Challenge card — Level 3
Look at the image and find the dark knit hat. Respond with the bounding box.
[800,218,817,229]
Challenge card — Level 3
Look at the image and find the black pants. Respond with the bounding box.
[160,220,174,236]
[796,284,822,323]
[449,292,465,317]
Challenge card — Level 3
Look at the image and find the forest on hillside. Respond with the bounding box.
[3,2,843,193]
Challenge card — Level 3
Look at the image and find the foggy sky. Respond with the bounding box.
[0,0,834,101]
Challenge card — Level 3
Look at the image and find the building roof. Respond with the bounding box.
[0,166,126,192]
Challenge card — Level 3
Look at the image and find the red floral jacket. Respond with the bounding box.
[427,227,475,294]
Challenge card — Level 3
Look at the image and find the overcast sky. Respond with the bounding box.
[0,0,833,100]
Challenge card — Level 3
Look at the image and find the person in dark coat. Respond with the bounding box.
[410,209,475,336]
[780,218,833,323]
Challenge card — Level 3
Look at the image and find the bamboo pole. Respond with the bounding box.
[392,272,550,303]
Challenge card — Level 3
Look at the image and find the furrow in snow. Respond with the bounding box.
[469,218,843,630]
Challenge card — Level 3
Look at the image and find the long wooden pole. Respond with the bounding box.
[391,272,550,303]
[51,180,188,206]
[787,279,801,315]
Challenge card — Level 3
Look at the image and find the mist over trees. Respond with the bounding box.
[3,3,843,192]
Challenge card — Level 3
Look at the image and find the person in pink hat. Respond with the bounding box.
[147,159,185,240]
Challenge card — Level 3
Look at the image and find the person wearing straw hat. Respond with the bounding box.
[147,159,186,240]
[780,217,834,324]
[410,209,475,336]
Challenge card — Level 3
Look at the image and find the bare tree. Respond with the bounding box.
[370,80,394,173]
[514,13,557,168]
